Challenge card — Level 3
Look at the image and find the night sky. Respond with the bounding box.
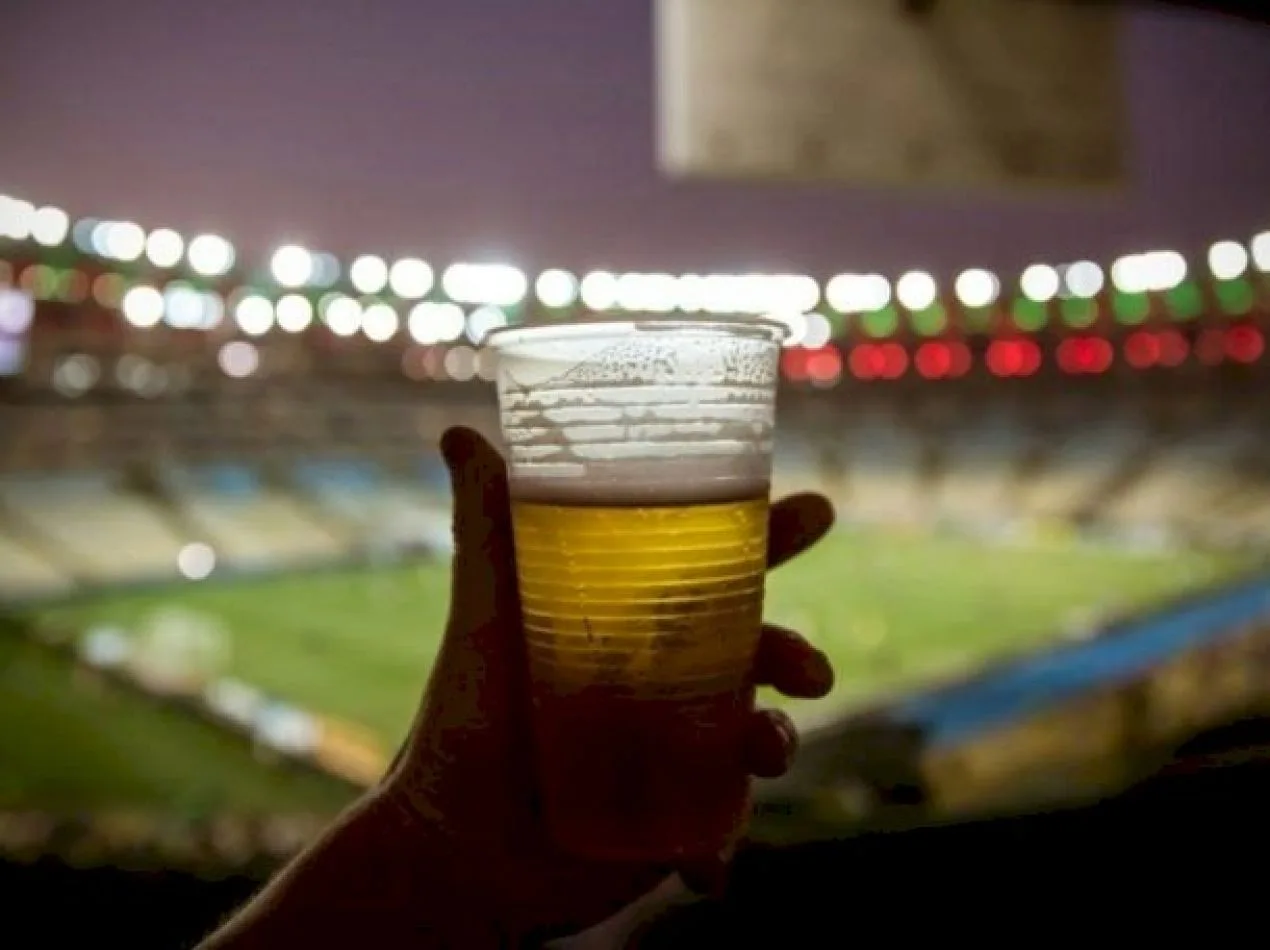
[2,0,1268,277]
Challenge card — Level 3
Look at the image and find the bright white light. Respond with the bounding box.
[81,627,131,670]
[188,234,235,276]
[105,222,146,261]
[361,303,399,342]
[234,295,275,336]
[218,340,259,378]
[441,263,527,306]
[52,354,100,396]
[275,294,313,332]
[324,297,362,337]
[580,271,619,310]
[270,245,314,288]
[1208,241,1249,281]
[407,301,464,344]
[30,206,70,246]
[466,305,508,344]
[1109,251,1186,294]
[895,270,938,311]
[0,196,35,240]
[954,268,1000,308]
[802,312,833,349]
[177,542,217,580]
[163,283,210,329]
[145,228,185,268]
[444,346,477,381]
[349,255,389,294]
[825,273,891,313]
[1062,260,1105,299]
[121,285,165,328]
[0,289,35,334]
[615,272,679,312]
[388,258,434,298]
[535,269,579,307]
[771,311,809,347]
[1020,264,1060,303]
[1251,232,1270,273]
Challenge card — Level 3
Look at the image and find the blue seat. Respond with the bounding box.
[293,458,382,495]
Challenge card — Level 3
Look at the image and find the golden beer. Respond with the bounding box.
[486,317,786,860]
[512,494,769,860]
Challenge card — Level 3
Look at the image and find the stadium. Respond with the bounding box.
[4,0,1270,942]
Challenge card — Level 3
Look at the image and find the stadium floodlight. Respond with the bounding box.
[177,542,217,580]
[388,257,435,299]
[1252,231,1270,273]
[0,195,35,240]
[1208,240,1249,281]
[104,221,146,262]
[442,263,527,307]
[324,296,362,337]
[895,270,938,312]
[121,285,165,327]
[234,294,274,336]
[444,345,478,381]
[349,254,389,294]
[613,272,678,313]
[270,244,315,288]
[145,228,185,268]
[361,302,400,342]
[218,340,259,378]
[465,304,509,345]
[29,206,70,246]
[825,273,891,314]
[535,268,580,308]
[579,270,620,311]
[1020,263,1060,303]
[188,233,236,276]
[275,293,314,332]
[954,268,1000,308]
[1061,260,1105,299]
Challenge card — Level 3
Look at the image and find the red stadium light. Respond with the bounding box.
[1056,336,1113,375]
[1225,325,1265,364]
[1196,329,1226,366]
[915,341,952,379]
[806,345,843,384]
[781,347,811,381]
[948,340,972,378]
[986,338,1041,377]
[879,342,908,379]
[1157,329,1189,367]
[1124,330,1160,369]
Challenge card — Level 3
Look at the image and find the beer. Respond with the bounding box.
[486,317,785,860]
[512,494,769,859]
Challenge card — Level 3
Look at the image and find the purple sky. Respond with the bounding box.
[1,0,1268,277]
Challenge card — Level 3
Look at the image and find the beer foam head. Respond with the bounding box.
[486,319,785,504]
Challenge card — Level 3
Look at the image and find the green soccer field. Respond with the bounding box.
[22,523,1239,777]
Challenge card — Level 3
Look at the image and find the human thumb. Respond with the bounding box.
[438,425,519,635]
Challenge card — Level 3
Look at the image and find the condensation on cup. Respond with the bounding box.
[485,318,785,860]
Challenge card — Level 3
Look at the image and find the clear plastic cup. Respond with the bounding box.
[486,318,785,860]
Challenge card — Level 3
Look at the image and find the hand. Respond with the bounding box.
[202,427,835,948]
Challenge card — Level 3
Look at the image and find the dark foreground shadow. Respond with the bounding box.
[4,724,1269,948]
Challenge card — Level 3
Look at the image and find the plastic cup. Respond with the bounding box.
[485,318,785,860]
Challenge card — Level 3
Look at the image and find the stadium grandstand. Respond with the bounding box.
[2,186,1270,858]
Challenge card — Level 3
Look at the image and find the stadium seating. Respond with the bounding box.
[0,533,72,599]
[930,409,1031,525]
[838,409,927,525]
[0,472,189,585]
[1015,413,1149,521]
[160,463,348,570]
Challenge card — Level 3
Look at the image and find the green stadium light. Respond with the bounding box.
[861,305,899,338]
[1214,277,1255,316]
[1111,290,1150,325]
[910,303,947,336]
[1011,296,1048,332]
[1165,280,1204,321]
[1060,296,1098,329]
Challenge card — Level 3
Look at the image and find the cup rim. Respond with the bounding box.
[482,316,788,352]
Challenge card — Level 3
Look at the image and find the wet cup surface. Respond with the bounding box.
[486,319,784,860]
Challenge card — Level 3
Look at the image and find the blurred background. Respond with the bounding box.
[3,0,1270,943]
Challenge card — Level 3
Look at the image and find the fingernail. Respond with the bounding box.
[806,648,834,688]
